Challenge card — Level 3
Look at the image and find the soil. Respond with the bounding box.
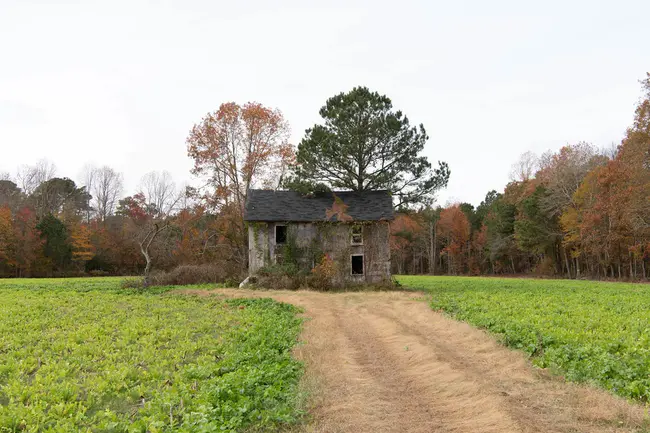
[176,289,648,433]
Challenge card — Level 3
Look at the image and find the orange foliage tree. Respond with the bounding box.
[186,102,294,268]
[12,206,43,277]
[187,102,293,211]
[390,213,424,274]
[0,206,15,269]
[437,205,471,275]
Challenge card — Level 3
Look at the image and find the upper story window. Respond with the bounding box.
[351,225,363,245]
[275,225,287,244]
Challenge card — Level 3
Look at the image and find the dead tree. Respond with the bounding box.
[139,220,171,286]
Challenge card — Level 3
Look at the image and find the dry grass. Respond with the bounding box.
[176,288,650,433]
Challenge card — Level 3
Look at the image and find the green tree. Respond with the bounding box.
[30,178,91,220]
[514,185,560,257]
[0,180,24,211]
[37,214,72,271]
[459,202,483,231]
[475,190,499,226]
[289,87,450,206]
[483,194,517,273]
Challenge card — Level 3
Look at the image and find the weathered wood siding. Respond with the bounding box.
[248,221,391,283]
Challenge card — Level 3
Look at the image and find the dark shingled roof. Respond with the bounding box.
[244,189,394,222]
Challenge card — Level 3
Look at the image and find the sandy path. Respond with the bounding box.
[179,289,647,433]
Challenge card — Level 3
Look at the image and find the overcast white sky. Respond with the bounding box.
[1,0,648,206]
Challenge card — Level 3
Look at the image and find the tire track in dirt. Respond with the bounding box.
[177,289,647,433]
[345,302,521,433]
[365,297,645,433]
[332,305,442,433]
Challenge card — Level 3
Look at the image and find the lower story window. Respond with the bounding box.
[275,225,287,244]
[351,254,364,275]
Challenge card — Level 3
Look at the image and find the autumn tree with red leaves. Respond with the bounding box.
[117,193,174,285]
[12,207,43,277]
[0,206,15,270]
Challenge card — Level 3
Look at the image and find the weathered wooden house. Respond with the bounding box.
[244,189,394,283]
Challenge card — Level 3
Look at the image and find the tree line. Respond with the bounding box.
[392,74,650,280]
[0,75,648,281]
[0,164,202,278]
[0,102,297,279]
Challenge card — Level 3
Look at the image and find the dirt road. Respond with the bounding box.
[182,289,647,433]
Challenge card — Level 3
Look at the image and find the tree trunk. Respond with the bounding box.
[139,221,170,287]
[433,226,437,275]
[564,250,571,279]
[429,221,436,275]
[143,250,152,286]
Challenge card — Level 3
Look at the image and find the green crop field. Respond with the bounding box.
[397,275,650,402]
[0,278,303,433]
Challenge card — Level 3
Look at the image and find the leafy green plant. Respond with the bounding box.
[0,278,303,431]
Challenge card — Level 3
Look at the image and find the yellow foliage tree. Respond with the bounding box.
[70,223,95,265]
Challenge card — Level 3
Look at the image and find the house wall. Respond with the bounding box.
[248,223,269,274]
[248,221,392,283]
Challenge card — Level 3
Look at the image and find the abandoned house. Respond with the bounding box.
[244,189,394,283]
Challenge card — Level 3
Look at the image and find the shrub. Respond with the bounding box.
[153,265,221,285]
[256,264,306,290]
[120,264,244,288]
[307,254,338,290]
[254,263,304,290]
[120,277,144,289]
[50,270,87,278]
[258,263,301,277]
[259,274,304,290]
[254,259,401,292]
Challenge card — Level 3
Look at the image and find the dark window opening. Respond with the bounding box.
[351,255,364,275]
[275,225,287,244]
[351,225,363,245]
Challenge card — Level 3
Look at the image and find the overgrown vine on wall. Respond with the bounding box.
[247,222,269,264]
